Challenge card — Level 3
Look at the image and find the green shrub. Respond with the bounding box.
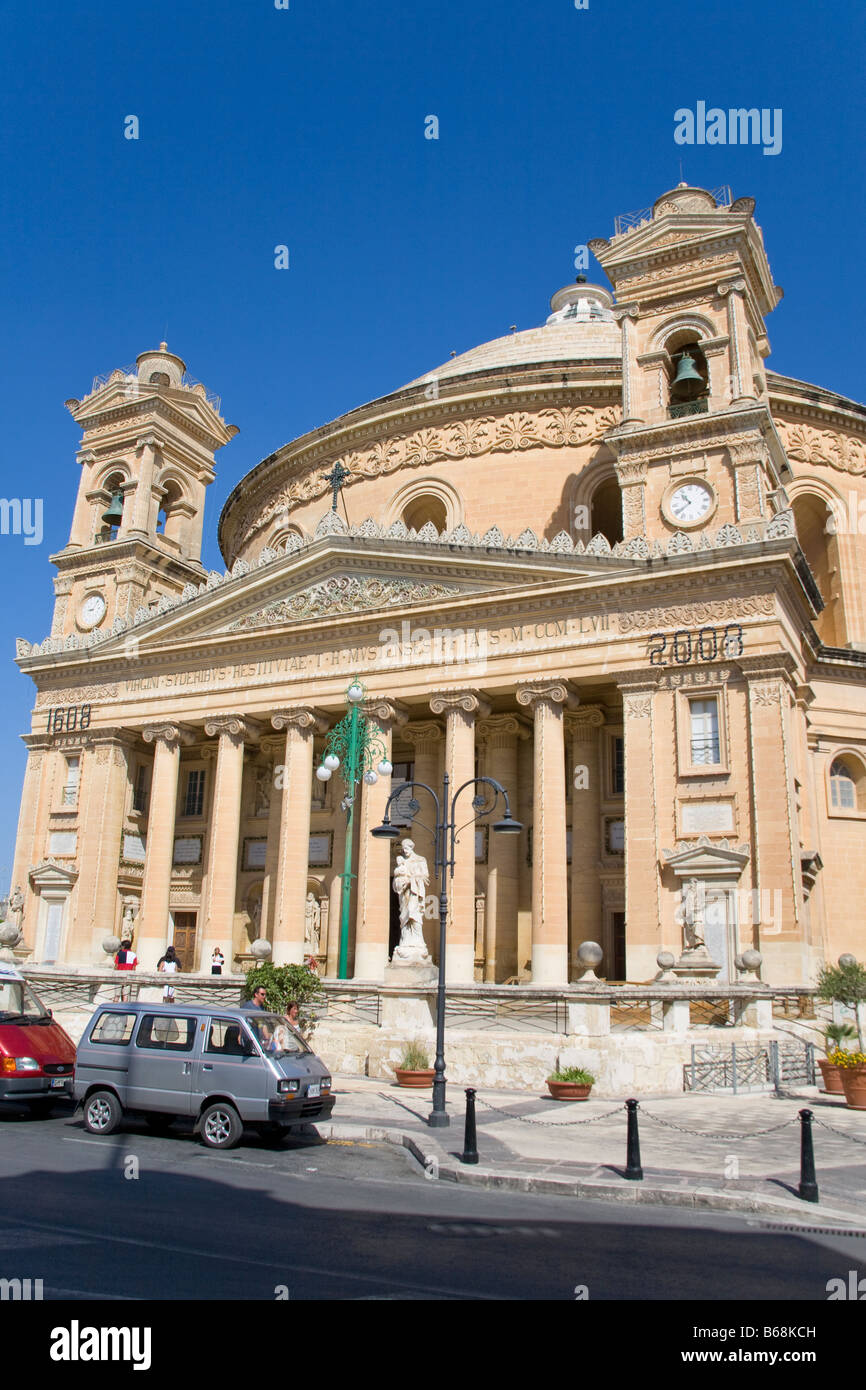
[817,960,866,1050]
[824,1021,858,1054]
[548,1066,595,1084]
[399,1040,430,1070]
[242,962,322,1016]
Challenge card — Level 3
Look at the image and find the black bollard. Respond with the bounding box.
[798,1108,819,1203]
[461,1087,479,1165]
[624,1098,643,1181]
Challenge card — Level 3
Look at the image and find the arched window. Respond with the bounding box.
[668,341,709,418]
[156,479,185,544]
[99,471,126,541]
[590,477,623,546]
[149,371,170,386]
[403,494,448,534]
[829,757,864,812]
[792,493,845,647]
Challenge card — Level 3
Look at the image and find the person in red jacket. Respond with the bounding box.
[114,939,138,1001]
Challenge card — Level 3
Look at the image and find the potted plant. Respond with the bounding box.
[546,1066,596,1101]
[817,1023,857,1094]
[828,1049,866,1110]
[816,959,866,1052]
[394,1040,435,1088]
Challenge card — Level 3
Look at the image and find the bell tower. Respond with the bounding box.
[51,345,238,639]
[588,185,788,544]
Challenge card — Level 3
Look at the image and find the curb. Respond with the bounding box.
[313,1119,864,1228]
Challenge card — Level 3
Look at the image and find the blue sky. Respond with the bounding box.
[0,0,864,882]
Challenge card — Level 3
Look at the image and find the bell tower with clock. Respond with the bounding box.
[587,184,788,544]
[50,344,238,640]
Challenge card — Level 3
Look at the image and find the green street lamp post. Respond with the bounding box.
[316,677,392,980]
[372,774,522,1127]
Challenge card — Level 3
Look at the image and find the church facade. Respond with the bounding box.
[11,184,866,988]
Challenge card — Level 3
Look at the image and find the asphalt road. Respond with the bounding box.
[0,1101,863,1302]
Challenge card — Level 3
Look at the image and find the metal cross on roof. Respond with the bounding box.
[324,459,350,513]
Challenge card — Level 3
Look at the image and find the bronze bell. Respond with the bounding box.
[101,489,124,528]
[671,350,705,401]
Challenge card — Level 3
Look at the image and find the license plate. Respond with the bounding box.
[307,1082,321,1099]
[50,1078,67,1089]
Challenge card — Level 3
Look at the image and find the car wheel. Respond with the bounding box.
[84,1090,123,1136]
[144,1113,175,1133]
[199,1102,242,1150]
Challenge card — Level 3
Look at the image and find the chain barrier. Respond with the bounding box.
[812,1115,866,1147]
[475,1095,623,1128]
[639,1109,798,1141]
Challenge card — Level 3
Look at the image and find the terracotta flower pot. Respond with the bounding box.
[817,1058,846,1095]
[394,1068,435,1088]
[547,1080,593,1102]
[840,1064,866,1111]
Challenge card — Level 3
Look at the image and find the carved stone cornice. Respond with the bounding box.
[612,303,640,323]
[271,707,329,735]
[515,680,578,713]
[429,690,492,720]
[401,721,444,749]
[142,723,195,749]
[737,652,797,683]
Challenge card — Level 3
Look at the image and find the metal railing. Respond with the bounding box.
[614,185,732,236]
[684,1039,816,1094]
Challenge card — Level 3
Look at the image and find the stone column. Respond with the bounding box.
[613,303,641,424]
[354,699,408,980]
[258,734,285,941]
[619,676,660,982]
[516,681,576,984]
[742,657,803,980]
[200,716,260,971]
[429,690,491,983]
[566,706,606,978]
[327,810,347,978]
[614,458,649,541]
[66,730,135,964]
[270,707,327,966]
[476,714,527,982]
[401,721,444,960]
[125,434,161,537]
[138,723,193,967]
[718,279,754,404]
[10,739,50,953]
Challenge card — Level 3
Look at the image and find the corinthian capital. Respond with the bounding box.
[271,707,329,734]
[429,689,491,719]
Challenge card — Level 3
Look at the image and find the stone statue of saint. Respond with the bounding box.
[392,839,431,963]
[681,877,705,951]
[304,893,321,955]
[8,886,24,935]
[254,766,271,817]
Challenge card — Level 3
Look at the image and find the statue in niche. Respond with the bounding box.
[253,765,271,817]
[392,839,431,963]
[681,877,706,951]
[304,893,321,955]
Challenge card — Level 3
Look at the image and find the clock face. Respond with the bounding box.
[669,482,713,525]
[78,593,107,630]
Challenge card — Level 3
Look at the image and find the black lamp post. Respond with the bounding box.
[372,773,522,1127]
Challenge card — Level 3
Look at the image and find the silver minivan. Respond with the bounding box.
[74,1002,334,1149]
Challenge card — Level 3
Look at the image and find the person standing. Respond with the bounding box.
[211,947,225,976]
[157,944,180,1002]
[114,939,138,1001]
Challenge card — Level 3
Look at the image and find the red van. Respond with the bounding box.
[0,963,76,1113]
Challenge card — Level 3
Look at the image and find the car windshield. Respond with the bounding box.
[0,979,49,1022]
[243,1013,309,1058]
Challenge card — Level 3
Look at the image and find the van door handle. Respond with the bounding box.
[183,1062,192,1074]
[201,1064,213,1071]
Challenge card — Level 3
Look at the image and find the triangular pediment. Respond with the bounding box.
[662,837,750,876]
[29,858,79,889]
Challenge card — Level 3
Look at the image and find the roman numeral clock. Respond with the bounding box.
[662,480,717,529]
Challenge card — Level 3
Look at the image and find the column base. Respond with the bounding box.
[530,943,569,986]
[445,943,475,984]
[272,942,305,966]
[353,942,388,982]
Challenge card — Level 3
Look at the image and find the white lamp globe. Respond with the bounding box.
[377,759,393,777]
[316,765,332,782]
[346,683,364,705]
[324,753,340,771]
[363,770,378,785]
